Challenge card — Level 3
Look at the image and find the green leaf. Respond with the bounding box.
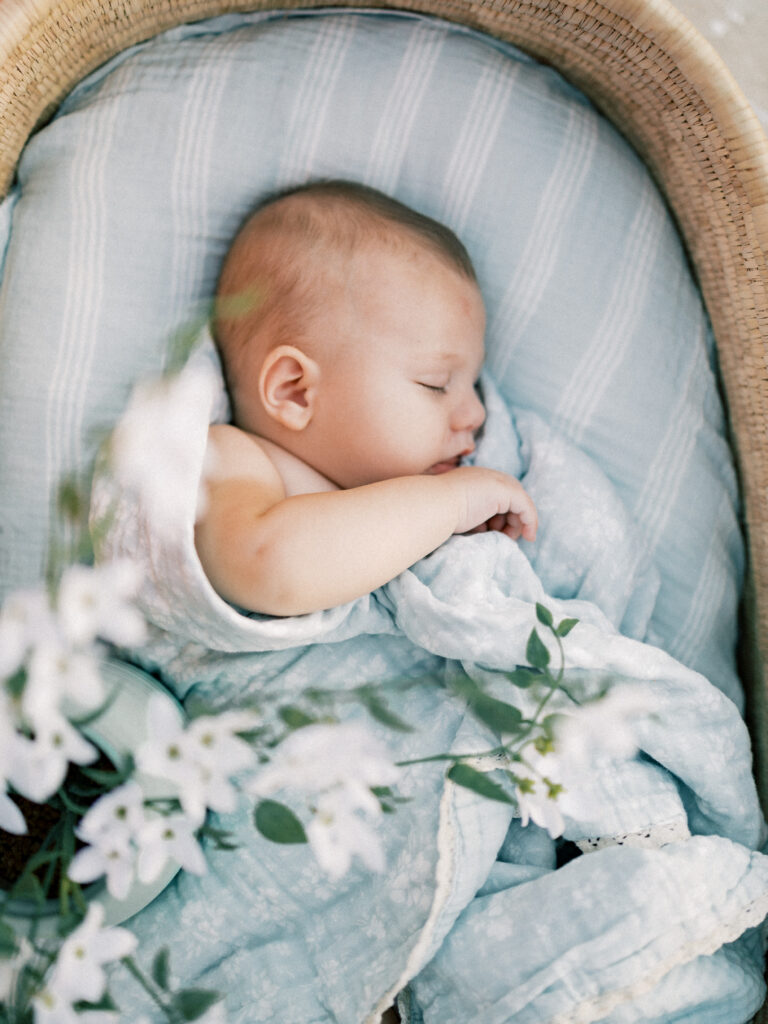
[360,694,414,733]
[254,800,307,844]
[231,727,268,745]
[23,849,62,875]
[446,763,515,805]
[506,666,542,689]
[171,988,222,1022]
[278,705,316,730]
[55,788,92,816]
[556,618,579,637]
[0,921,18,959]
[199,824,239,851]
[469,693,523,735]
[10,872,46,905]
[78,757,133,787]
[56,477,85,523]
[447,673,481,700]
[5,666,26,700]
[526,628,550,669]
[57,909,87,938]
[535,603,554,628]
[152,947,171,991]
[73,991,118,1012]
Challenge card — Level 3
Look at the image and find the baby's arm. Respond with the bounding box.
[195,425,537,616]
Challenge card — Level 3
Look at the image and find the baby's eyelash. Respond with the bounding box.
[420,383,448,394]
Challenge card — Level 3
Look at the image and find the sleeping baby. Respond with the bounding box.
[195,179,538,615]
[92,179,768,1024]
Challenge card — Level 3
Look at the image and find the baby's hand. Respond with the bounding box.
[444,466,538,542]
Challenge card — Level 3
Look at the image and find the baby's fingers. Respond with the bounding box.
[513,495,538,541]
[486,513,507,533]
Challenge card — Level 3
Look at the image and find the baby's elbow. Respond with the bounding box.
[238,576,317,617]
[211,540,318,617]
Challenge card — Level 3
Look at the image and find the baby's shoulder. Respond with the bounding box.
[206,424,286,502]
[206,424,337,499]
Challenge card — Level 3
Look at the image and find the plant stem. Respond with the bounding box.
[121,956,175,1021]
[396,745,507,767]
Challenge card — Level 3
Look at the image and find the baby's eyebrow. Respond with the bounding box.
[419,348,471,363]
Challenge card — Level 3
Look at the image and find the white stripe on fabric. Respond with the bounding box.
[669,491,732,666]
[490,107,598,378]
[554,182,665,444]
[632,335,708,552]
[440,60,519,235]
[166,35,236,346]
[45,66,128,555]
[364,22,447,194]
[279,18,358,182]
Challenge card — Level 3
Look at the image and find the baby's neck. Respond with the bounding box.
[254,435,339,496]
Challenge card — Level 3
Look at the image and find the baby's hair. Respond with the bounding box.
[257,179,478,281]
[213,180,477,405]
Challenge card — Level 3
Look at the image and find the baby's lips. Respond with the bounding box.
[427,458,460,475]
[426,445,475,474]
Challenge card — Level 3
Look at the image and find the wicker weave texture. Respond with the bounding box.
[0,0,767,1016]
[2,0,767,796]
[2,0,768,760]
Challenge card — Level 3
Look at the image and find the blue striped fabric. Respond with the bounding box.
[0,8,743,703]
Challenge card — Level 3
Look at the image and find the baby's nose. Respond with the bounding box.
[453,389,486,433]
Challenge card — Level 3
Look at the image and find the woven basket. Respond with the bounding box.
[1,0,767,1017]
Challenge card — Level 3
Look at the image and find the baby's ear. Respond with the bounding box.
[259,345,319,431]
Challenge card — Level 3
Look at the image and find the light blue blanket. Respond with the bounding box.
[93,357,768,1023]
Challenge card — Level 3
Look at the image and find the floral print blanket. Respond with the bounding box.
[93,358,768,1023]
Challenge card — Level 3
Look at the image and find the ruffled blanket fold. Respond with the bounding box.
[92,351,768,1024]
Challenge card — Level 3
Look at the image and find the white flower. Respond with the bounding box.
[136,695,206,823]
[185,710,259,774]
[109,367,218,535]
[306,789,387,880]
[135,693,191,783]
[553,686,650,766]
[0,585,58,679]
[0,936,34,1006]
[249,723,399,879]
[68,832,137,901]
[69,782,207,896]
[250,722,400,799]
[24,644,105,719]
[46,903,137,1005]
[510,687,650,839]
[181,710,259,819]
[0,696,27,833]
[10,713,98,804]
[136,812,207,882]
[137,697,258,824]
[75,781,147,845]
[56,561,146,649]
[514,770,566,839]
[32,984,81,1024]
[68,783,147,899]
[0,787,26,834]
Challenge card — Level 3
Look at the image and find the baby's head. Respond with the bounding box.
[214,180,487,487]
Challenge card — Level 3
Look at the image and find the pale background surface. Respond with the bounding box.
[670,0,768,129]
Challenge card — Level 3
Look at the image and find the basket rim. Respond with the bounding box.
[1,0,768,801]
[0,0,766,193]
